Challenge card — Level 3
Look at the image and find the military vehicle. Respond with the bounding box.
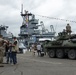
[45,31,76,59]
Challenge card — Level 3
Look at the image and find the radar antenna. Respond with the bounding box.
[21,4,23,14]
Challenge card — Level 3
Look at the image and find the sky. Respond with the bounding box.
[0,0,76,36]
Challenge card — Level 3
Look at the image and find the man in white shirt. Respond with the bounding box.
[37,43,41,56]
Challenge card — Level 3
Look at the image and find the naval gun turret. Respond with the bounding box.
[45,30,76,60]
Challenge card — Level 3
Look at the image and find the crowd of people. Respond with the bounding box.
[0,35,19,67]
[30,42,46,57]
[0,34,45,67]
[29,23,72,56]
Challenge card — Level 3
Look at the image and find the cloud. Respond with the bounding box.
[0,0,76,36]
[0,0,22,36]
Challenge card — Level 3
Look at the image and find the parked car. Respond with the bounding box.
[19,43,27,53]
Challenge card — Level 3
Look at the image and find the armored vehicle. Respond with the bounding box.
[45,31,76,59]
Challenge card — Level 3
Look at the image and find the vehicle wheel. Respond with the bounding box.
[56,49,64,58]
[48,50,55,58]
[68,50,76,60]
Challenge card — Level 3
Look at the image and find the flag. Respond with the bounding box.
[25,15,28,27]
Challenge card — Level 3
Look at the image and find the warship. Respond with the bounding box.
[19,4,55,47]
[0,25,13,39]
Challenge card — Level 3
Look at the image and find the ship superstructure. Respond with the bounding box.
[0,25,13,41]
[19,4,55,46]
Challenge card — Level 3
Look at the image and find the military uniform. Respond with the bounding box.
[66,24,71,35]
[31,44,36,56]
[0,38,5,67]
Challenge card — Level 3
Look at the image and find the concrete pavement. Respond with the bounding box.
[0,51,76,75]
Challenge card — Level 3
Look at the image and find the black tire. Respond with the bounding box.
[68,50,76,60]
[56,49,64,58]
[48,50,55,58]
